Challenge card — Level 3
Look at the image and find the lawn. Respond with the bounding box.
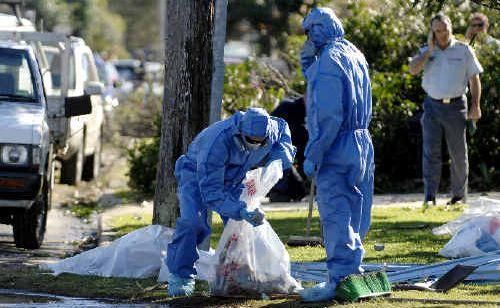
[104,205,499,306]
[111,204,464,264]
[1,205,497,307]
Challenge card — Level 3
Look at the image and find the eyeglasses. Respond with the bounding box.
[471,23,484,28]
[244,136,267,145]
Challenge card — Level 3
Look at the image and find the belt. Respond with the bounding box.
[429,96,463,104]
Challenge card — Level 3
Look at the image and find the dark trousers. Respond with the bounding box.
[421,96,468,200]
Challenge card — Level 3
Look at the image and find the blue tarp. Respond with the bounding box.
[291,250,500,284]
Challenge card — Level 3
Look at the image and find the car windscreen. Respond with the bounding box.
[0,48,36,102]
[44,49,76,90]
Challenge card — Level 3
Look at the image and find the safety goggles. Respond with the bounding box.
[244,136,267,146]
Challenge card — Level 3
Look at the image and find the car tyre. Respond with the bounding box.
[12,179,48,249]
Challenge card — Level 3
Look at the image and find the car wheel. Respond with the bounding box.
[12,182,48,249]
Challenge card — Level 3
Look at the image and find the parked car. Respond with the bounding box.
[42,36,105,185]
[95,53,120,112]
[111,59,144,97]
[224,40,252,64]
[0,39,92,249]
[0,12,35,32]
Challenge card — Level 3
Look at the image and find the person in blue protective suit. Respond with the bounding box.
[298,7,374,302]
[166,107,295,297]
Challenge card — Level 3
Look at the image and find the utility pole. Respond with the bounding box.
[199,0,228,251]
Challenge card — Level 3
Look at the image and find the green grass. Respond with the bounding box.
[110,205,463,264]
[110,213,152,237]
[113,188,150,204]
[60,200,101,219]
[0,265,163,301]
[3,205,496,307]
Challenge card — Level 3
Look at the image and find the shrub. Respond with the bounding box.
[223,59,287,115]
[114,85,162,138]
[468,45,500,190]
[126,114,161,194]
[126,0,499,194]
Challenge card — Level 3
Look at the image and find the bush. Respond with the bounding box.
[114,85,162,138]
[468,45,500,190]
[223,59,287,115]
[126,0,499,194]
[126,115,161,194]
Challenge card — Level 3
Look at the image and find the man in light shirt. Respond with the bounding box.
[409,13,483,206]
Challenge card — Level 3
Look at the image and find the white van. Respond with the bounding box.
[0,40,92,248]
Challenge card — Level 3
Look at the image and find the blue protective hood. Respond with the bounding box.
[302,7,344,48]
[239,107,271,138]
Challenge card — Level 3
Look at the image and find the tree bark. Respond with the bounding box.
[153,0,215,227]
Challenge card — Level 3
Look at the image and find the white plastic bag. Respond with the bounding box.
[42,225,173,278]
[210,160,301,296]
[433,197,500,235]
[439,216,500,258]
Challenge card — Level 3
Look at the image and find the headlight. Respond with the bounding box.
[1,145,29,165]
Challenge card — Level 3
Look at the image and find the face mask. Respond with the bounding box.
[237,135,266,151]
[242,140,262,151]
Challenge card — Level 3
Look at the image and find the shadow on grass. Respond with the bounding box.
[110,223,150,239]
[160,296,250,307]
[465,285,500,297]
[261,299,335,308]
[363,250,444,264]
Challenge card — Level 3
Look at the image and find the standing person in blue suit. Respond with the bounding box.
[166,107,296,297]
[298,7,374,302]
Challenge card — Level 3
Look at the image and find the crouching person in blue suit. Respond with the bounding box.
[166,107,296,297]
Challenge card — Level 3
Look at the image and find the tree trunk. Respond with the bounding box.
[153,0,215,227]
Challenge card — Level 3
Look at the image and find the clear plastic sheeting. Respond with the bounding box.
[439,216,499,258]
[42,225,173,278]
[431,197,500,258]
[210,160,302,296]
[41,161,301,293]
[432,197,500,235]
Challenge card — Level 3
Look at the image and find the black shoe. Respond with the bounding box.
[446,196,463,205]
[423,196,436,206]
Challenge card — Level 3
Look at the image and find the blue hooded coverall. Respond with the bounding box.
[301,8,374,286]
[166,108,295,279]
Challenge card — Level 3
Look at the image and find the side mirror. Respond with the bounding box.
[84,81,104,95]
[65,95,92,117]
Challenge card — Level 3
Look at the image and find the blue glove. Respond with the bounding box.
[168,274,195,297]
[303,159,316,178]
[240,208,265,227]
[301,39,318,58]
[300,39,318,75]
